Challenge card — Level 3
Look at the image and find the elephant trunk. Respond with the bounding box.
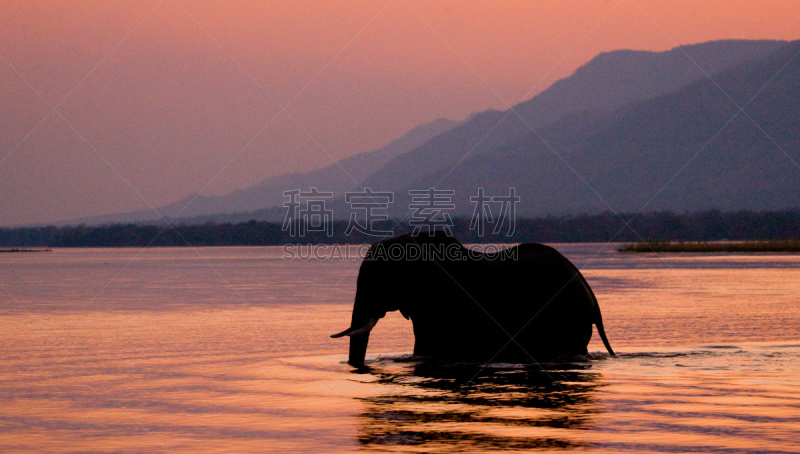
[331,295,381,367]
[346,306,377,366]
[347,331,370,367]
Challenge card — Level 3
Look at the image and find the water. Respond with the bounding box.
[1,245,799,452]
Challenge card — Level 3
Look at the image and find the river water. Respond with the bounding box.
[0,245,798,453]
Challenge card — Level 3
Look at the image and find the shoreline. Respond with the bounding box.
[0,248,52,253]
[620,240,800,253]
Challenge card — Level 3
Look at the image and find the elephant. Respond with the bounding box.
[332,232,614,367]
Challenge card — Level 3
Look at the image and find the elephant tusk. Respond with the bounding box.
[346,318,378,336]
[330,318,379,338]
[330,327,353,338]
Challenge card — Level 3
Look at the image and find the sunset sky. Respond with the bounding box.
[1,0,799,226]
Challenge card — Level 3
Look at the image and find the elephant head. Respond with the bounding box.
[331,233,460,366]
[329,258,390,367]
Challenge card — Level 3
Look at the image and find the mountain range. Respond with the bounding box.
[392,39,800,219]
[65,116,458,225]
[63,39,796,226]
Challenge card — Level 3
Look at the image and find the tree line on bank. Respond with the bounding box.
[2,209,800,247]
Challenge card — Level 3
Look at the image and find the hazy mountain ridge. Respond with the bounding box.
[395,39,800,218]
[57,39,792,227]
[357,39,787,195]
[60,117,458,226]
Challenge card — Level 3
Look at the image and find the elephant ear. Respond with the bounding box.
[399,308,411,320]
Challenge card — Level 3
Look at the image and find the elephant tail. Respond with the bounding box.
[595,306,615,357]
[574,267,615,357]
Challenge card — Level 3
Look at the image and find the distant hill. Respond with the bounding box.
[61,117,458,226]
[358,39,787,195]
[394,39,800,219]
[62,39,790,227]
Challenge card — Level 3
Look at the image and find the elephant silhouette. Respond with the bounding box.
[332,232,614,366]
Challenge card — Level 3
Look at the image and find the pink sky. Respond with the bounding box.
[1,0,799,225]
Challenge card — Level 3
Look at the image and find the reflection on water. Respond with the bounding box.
[355,357,604,451]
[1,246,800,452]
[347,345,800,453]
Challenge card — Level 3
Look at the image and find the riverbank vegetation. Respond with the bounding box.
[1,209,799,247]
[0,248,52,253]
[620,240,800,253]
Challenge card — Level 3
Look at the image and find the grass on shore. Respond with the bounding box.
[620,240,800,253]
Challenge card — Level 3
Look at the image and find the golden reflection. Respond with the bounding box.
[3,247,800,452]
[353,358,603,451]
